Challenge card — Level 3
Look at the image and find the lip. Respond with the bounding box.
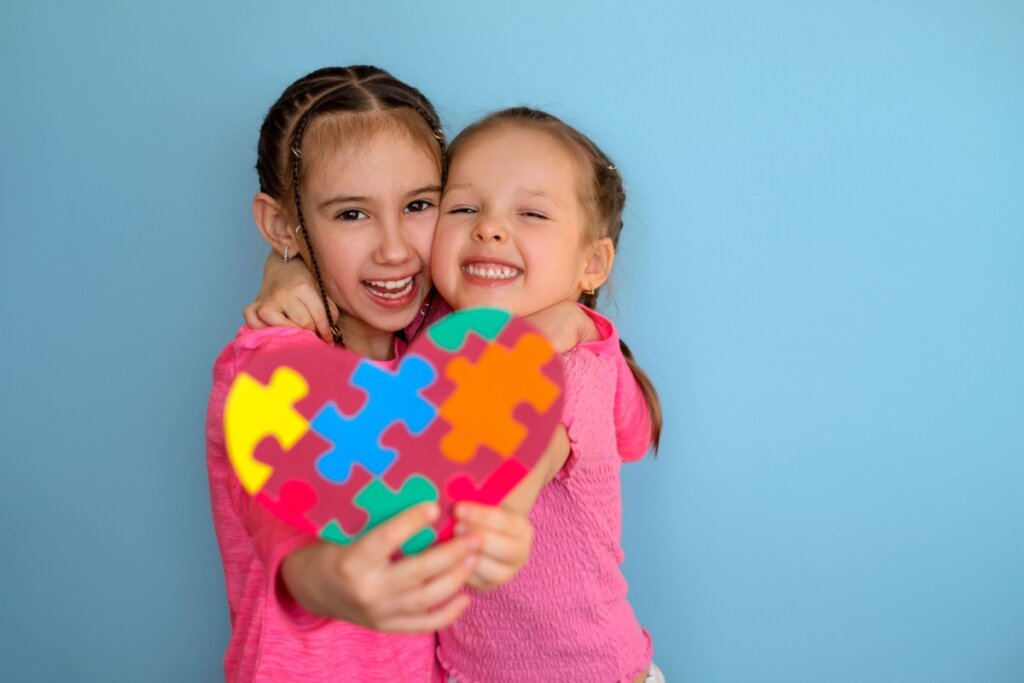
[360,272,421,309]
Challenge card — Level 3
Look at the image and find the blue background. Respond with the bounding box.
[2,1,1022,681]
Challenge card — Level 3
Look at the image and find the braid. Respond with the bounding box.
[289,99,343,344]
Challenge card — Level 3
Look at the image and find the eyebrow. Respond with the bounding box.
[318,185,441,210]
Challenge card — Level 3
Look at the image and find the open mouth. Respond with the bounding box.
[362,275,416,301]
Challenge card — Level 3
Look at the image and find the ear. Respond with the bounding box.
[252,192,299,257]
[579,237,615,292]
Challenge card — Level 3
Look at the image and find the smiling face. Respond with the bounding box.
[432,125,601,317]
[297,120,441,352]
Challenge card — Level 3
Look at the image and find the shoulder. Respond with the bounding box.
[212,325,324,385]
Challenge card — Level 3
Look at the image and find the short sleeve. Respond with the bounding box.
[572,307,653,462]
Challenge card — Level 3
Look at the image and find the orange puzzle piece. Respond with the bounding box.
[439,332,559,463]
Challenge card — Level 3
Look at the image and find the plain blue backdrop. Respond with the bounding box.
[2,1,1022,681]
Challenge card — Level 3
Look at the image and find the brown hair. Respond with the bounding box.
[446,107,662,452]
[255,65,445,344]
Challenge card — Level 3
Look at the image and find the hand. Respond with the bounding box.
[524,300,599,353]
[452,502,533,591]
[243,251,339,342]
[281,503,481,632]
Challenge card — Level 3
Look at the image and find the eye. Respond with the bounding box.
[335,209,368,222]
[405,199,435,213]
[521,210,548,220]
[448,206,477,215]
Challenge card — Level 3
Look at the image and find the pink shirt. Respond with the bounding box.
[437,306,654,683]
[205,325,440,683]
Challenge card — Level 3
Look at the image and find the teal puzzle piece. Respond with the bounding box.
[427,308,511,351]
[356,476,439,554]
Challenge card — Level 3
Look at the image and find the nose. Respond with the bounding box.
[471,214,508,244]
[375,220,414,264]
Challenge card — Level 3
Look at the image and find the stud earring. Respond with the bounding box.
[283,245,290,263]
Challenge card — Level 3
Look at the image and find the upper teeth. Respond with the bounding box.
[464,264,520,280]
[366,277,413,290]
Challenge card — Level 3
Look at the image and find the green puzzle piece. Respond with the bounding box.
[427,308,511,351]
[357,476,439,554]
[321,520,354,545]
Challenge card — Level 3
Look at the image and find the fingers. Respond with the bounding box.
[466,555,516,591]
[455,503,532,550]
[350,503,440,571]
[295,287,332,342]
[280,295,317,332]
[389,534,481,587]
[380,550,478,621]
[243,302,267,329]
[255,304,300,329]
[453,503,533,590]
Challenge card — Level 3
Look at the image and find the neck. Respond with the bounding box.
[336,314,396,361]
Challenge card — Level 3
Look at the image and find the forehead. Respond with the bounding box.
[304,112,442,179]
[303,120,442,194]
[450,124,585,187]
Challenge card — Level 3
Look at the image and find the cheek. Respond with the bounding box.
[430,226,458,269]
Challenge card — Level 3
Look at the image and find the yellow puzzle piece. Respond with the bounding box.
[224,367,310,493]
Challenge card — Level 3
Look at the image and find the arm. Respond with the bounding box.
[523,300,600,353]
[243,251,337,342]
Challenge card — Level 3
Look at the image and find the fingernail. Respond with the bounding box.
[454,522,467,536]
[425,504,440,521]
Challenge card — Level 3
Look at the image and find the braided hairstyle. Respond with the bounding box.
[255,66,446,345]
[446,107,662,452]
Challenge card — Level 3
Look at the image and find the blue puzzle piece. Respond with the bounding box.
[312,355,437,484]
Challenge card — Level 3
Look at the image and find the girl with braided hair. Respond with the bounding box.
[248,105,664,682]
[207,66,536,683]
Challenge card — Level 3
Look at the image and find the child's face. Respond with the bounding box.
[299,129,441,341]
[431,126,593,316]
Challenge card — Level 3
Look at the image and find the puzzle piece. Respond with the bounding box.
[446,459,530,506]
[225,367,310,493]
[256,480,319,534]
[254,431,372,539]
[312,355,437,484]
[321,519,355,545]
[439,332,559,463]
[436,459,531,543]
[427,308,511,351]
[356,476,439,554]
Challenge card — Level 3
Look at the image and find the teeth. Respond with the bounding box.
[366,277,413,290]
[364,276,414,299]
[463,263,521,280]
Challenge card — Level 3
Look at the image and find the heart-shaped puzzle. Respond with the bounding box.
[223,308,564,554]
